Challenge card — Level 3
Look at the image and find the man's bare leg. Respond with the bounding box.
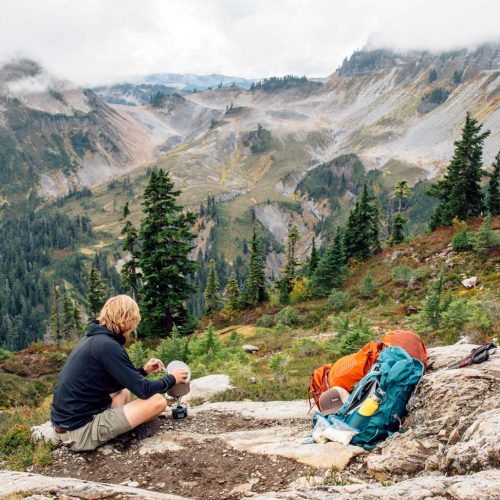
[122,394,167,428]
[110,389,131,408]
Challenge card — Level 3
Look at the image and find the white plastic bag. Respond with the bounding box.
[322,417,359,445]
[312,413,330,444]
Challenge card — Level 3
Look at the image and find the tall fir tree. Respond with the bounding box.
[277,225,300,304]
[310,227,348,297]
[120,202,142,301]
[224,273,241,312]
[242,227,268,307]
[87,266,107,319]
[139,169,197,336]
[50,282,62,345]
[204,258,223,315]
[487,151,500,216]
[308,236,319,277]
[344,184,380,260]
[388,181,411,246]
[429,112,491,229]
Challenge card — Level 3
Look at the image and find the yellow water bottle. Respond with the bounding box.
[358,393,382,416]
[349,391,384,430]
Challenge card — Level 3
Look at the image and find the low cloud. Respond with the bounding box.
[0,0,498,85]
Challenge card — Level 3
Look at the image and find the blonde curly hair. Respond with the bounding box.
[97,295,141,336]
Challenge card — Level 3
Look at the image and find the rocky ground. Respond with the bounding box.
[2,343,499,499]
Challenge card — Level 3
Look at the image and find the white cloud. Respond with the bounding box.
[0,0,498,85]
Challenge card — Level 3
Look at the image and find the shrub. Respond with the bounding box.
[359,274,376,299]
[290,338,323,357]
[153,326,189,366]
[328,289,350,312]
[290,277,311,303]
[0,347,12,360]
[269,354,289,384]
[256,314,274,328]
[392,265,414,286]
[0,424,31,455]
[472,216,499,255]
[127,341,150,368]
[275,306,300,326]
[327,315,374,357]
[451,229,471,252]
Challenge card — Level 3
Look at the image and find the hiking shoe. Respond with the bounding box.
[132,418,162,441]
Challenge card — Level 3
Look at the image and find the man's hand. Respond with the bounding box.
[170,368,189,384]
[143,358,165,374]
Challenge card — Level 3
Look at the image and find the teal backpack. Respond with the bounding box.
[332,346,424,449]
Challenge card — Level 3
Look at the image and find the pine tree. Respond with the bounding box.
[389,212,407,246]
[344,185,380,260]
[310,228,348,297]
[277,225,300,304]
[224,273,241,312]
[242,227,268,307]
[421,271,451,329]
[204,259,223,315]
[487,151,500,216]
[429,113,491,229]
[120,202,142,301]
[50,282,62,345]
[87,266,107,319]
[139,169,197,336]
[308,236,319,277]
[62,287,74,340]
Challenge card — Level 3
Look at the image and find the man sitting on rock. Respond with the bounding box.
[50,294,188,451]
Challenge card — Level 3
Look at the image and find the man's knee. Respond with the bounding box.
[150,393,167,413]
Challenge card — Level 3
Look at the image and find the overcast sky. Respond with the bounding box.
[0,0,499,85]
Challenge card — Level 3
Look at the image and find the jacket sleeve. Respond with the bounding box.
[91,338,176,399]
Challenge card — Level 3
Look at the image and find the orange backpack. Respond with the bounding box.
[381,330,428,371]
[308,340,385,409]
[308,364,332,409]
[327,341,385,392]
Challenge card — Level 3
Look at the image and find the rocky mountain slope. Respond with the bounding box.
[0,59,158,200]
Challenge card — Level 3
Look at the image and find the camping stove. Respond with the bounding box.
[172,397,188,419]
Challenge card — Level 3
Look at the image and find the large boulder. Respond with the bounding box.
[366,344,500,480]
[179,374,234,404]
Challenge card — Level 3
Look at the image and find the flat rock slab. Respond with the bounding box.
[252,469,500,499]
[139,426,363,470]
[190,400,311,420]
[0,471,186,499]
[216,426,365,470]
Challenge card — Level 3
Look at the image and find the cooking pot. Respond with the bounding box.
[165,360,191,398]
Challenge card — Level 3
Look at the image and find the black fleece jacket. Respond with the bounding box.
[51,321,176,430]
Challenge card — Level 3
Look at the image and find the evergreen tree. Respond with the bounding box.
[139,169,197,336]
[344,184,380,260]
[277,225,300,304]
[50,282,62,345]
[310,228,348,297]
[308,236,319,277]
[389,212,407,246]
[120,202,142,301]
[87,266,107,319]
[242,227,268,307]
[420,272,451,329]
[429,113,491,229]
[204,259,223,315]
[487,151,500,216]
[388,181,411,246]
[224,273,241,312]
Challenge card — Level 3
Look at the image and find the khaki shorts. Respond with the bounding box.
[58,406,132,451]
